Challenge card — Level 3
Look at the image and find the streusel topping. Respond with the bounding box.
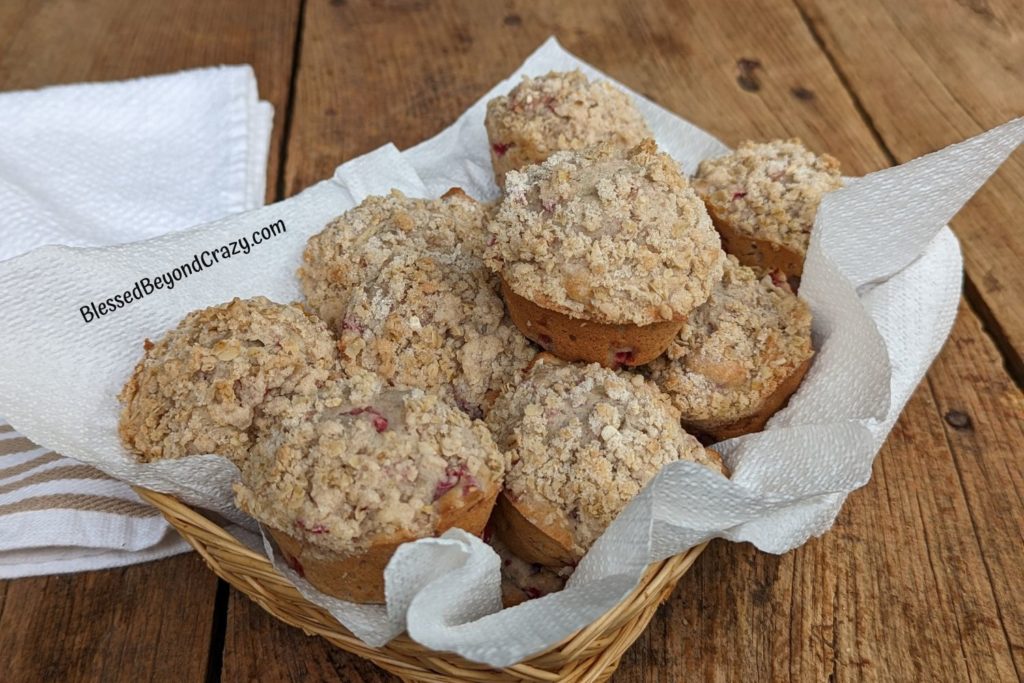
[299,189,487,328]
[645,256,813,423]
[118,297,338,464]
[694,139,842,255]
[486,360,718,556]
[235,386,505,557]
[486,140,725,325]
[485,69,651,173]
[338,247,534,418]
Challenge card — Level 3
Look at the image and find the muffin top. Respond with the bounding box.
[235,385,506,557]
[485,69,651,173]
[645,257,813,425]
[337,246,534,418]
[694,139,842,255]
[486,141,725,326]
[118,297,338,464]
[299,189,487,328]
[486,359,720,557]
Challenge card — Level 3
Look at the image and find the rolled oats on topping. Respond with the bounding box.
[118,297,340,464]
[486,140,726,326]
[337,246,535,418]
[235,386,505,557]
[646,256,813,424]
[694,139,842,255]
[299,189,488,328]
[487,361,719,557]
[485,69,652,174]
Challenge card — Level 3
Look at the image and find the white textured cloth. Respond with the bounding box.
[0,65,273,578]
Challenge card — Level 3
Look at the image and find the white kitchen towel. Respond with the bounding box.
[0,65,273,578]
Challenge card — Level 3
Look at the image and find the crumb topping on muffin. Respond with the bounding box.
[486,360,718,556]
[485,69,652,175]
[486,140,725,326]
[645,256,813,423]
[235,386,506,557]
[299,189,487,328]
[338,247,534,418]
[694,139,842,255]
[118,297,339,464]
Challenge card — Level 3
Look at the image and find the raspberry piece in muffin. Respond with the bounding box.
[486,356,724,567]
[337,246,534,418]
[234,385,505,603]
[118,297,339,464]
[486,140,726,367]
[645,256,814,440]
[299,188,487,328]
[484,69,652,186]
[694,139,841,279]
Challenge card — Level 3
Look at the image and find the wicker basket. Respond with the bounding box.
[136,486,707,682]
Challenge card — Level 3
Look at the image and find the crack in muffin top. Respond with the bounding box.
[645,256,813,424]
[337,246,535,419]
[118,296,339,464]
[235,385,505,558]
[486,140,726,326]
[299,189,487,329]
[694,139,842,255]
[485,69,652,174]
[486,359,720,557]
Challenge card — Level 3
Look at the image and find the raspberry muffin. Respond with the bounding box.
[485,69,652,186]
[299,188,487,328]
[488,532,571,607]
[646,257,814,440]
[234,385,505,603]
[485,356,724,567]
[337,246,534,418]
[118,297,338,464]
[486,140,726,368]
[694,139,842,280]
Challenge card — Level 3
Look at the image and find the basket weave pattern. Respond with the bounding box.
[136,487,707,682]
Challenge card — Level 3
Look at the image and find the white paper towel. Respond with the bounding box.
[0,38,1021,666]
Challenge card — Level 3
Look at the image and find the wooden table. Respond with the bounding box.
[1,1,1021,681]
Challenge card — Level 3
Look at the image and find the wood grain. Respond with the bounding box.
[216,1,1024,682]
[0,0,302,202]
[0,554,218,682]
[795,0,1024,379]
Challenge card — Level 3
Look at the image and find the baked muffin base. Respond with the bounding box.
[683,356,814,441]
[705,202,806,278]
[271,479,501,603]
[495,449,728,570]
[500,279,684,368]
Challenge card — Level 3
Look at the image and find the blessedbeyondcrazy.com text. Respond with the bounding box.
[78,219,287,324]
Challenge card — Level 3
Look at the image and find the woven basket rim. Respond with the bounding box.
[136,486,707,682]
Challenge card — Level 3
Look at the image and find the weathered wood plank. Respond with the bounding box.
[237,1,1024,682]
[0,0,302,203]
[0,554,218,682]
[795,0,1024,380]
[222,587,397,682]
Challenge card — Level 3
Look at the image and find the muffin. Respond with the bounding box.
[646,256,814,440]
[118,297,338,464]
[234,384,505,603]
[484,69,652,186]
[337,246,534,418]
[486,356,724,568]
[694,139,842,280]
[489,532,571,607]
[299,188,487,328]
[486,140,726,367]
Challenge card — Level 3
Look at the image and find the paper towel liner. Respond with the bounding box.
[0,38,1020,666]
